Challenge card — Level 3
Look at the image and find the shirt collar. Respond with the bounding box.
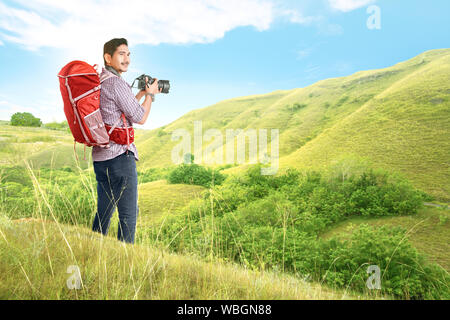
[105,65,121,77]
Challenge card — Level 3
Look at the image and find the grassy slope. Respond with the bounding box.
[134,49,449,201]
[320,206,450,271]
[136,90,291,168]
[106,180,207,237]
[0,216,370,300]
[137,180,206,225]
[279,49,450,201]
[0,125,69,165]
[0,125,148,170]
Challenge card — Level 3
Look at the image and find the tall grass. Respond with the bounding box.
[0,156,381,300]
[1,215,371,299]
[0,161,367,299]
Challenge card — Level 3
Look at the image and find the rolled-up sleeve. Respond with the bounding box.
[114,79,145,124]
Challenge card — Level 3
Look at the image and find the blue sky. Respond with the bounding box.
[0,0,449,130]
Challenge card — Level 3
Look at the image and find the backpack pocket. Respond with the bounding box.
[84,109,109,144]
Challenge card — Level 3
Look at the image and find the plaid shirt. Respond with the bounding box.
[92,67,145,162]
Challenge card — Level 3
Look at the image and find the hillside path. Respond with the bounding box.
[424,202,450,210]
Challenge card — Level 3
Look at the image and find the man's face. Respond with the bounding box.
[104,44,130,74]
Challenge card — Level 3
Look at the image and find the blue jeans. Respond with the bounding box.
[92,151,138,244]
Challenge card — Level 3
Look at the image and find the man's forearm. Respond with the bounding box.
[135,92,152,125]
[136,91,145,101]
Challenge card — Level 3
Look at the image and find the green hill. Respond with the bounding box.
[280,49,450,201]
[134,49,449,201]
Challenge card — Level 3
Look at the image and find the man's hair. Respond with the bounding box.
[103,38,128,66]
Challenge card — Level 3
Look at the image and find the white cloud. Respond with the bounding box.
[0,1,336,59]
[328,0,376,12]
[280,9,321,25]
[0,0,275,55]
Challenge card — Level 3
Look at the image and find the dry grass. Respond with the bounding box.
[0,215,375,300]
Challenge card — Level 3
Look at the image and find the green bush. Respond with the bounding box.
[137,167,171,184]
[335,95,349,108]
[325,225,450,299]
[0,166,96,226]
[10,112,42,127]
[0,181,35,218]
[43,121,69,132]
[167,163,226,188]
[0,166,32,187]
[286,103,307,112]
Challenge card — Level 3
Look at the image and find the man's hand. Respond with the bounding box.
[136,77,160,125]
[145,77,162,95]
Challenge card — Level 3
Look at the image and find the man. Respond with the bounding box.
[92,38,161,244]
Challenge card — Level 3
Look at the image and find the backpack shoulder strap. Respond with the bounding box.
[100,68,117,83]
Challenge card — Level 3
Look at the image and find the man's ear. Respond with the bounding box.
[104,53,112,65]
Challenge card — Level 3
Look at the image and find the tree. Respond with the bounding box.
[327,154,370,182]
[10,112,42,127]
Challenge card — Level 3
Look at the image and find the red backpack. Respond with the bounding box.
[57,61,134,159]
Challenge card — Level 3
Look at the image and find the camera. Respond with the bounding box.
[132,74,170,94]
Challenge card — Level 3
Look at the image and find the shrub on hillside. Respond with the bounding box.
[0,166,96,225]
[167,163,226,188]
[43,121,70,132]
[137,167,171,184]
[323,225,450,299]
[10,112,42,127]
[0,181,34,218]
[0,166,32,187]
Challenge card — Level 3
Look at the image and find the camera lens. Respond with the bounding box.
[158,80,170,94]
